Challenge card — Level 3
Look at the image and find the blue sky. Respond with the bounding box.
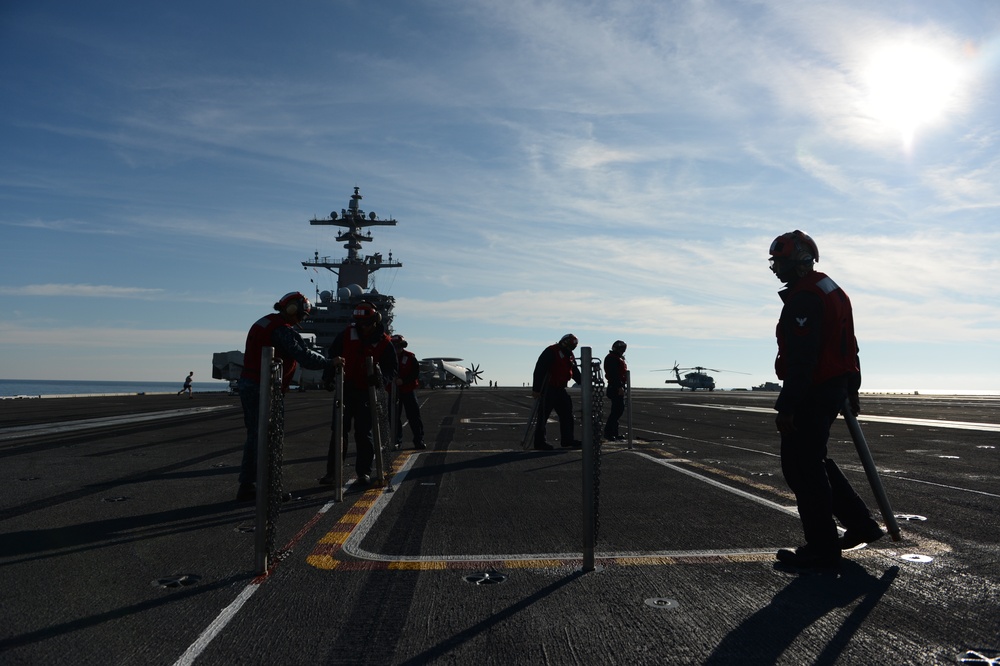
[2,0,999,392]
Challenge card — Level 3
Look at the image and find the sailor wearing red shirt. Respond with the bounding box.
[236,292,342,502]
[769,231,883,570]
[320,302,397,486]
[531,333,583,450]
[391,334,425,450]
[603,340,628,441]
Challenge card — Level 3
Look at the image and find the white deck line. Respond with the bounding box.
[677,403,1000,432]
[340,450,798,563]
[0,406,235,441]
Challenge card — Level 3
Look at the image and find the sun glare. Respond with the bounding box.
[863,42,962,150]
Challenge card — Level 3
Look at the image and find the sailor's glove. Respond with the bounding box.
[848,391,861,416]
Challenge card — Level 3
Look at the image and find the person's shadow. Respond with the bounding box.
[704,561,899,665]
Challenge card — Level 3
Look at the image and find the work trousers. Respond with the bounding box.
[238,378,285,485]
[534,386,575,446]
[604,387,625,438]
[395,391,424,445]
[779,377,873,553]
[328,384,375,477]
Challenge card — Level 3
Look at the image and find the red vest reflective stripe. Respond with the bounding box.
[240,313,297,389]
[775,271,859,384]
[342,325,391,390]
[546,344,575,388]
[397,350,420,392]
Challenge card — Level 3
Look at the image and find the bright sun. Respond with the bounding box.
[863,42,962,149]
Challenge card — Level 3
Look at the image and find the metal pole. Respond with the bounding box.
[391,381,399,450]
[842,398,902,542]
[626,370,633,450]
[521,373,548,450]
[368,357,386,485]
[581,347,596,572]
[333,365,344,502]
[254,346,273,574]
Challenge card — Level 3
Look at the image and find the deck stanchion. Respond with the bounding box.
[368,357,386,485]
[842,398,902,542]
[333,365,344,502]
[254,346,273,574]
[581,346,596,572]
[521,374,548,450]
[390,381,399,450]
[625,370,633,450]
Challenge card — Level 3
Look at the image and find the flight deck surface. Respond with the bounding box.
[1,389,998,665]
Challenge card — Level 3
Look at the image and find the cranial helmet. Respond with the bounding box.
[560,333,578,350]
[352,302,381,325]
[391,334,407,348]
[769,230,818,263]
[275,292,312,319]
[769,230,818,282]
[612,340,627,354]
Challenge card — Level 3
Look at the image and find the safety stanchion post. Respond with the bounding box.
[842,398,902,541]
[391,381,399,450]
[521,373,548,450]
[254,346,273,575]
[368,357,386,485]
[626,370,633,449]
[581,347,596,572]
[333,365,344,502]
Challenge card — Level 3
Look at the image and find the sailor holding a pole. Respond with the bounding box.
[768,231,886,570]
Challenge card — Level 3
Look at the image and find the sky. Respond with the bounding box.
[2,0,1000,393]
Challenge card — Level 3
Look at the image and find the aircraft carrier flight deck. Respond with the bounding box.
[1,388,998,665]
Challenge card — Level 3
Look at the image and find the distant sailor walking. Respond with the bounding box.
[603,341,628,440]
[236,292,342,502]
[177,371,193,399]
[531,334,583,450]
[768,231,883,569]
[391,334,425,450]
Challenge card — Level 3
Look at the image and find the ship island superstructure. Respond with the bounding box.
[299,186,402,351]
[211,187,402,389]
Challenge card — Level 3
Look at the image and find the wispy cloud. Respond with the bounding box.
[0,284,165,298]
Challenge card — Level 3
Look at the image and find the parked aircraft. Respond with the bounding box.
[419,358,483,389]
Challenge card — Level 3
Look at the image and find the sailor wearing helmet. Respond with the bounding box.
[530,334,583,450]
[320,302,397,486]
[768,231,883,569]
[236,292,343,502]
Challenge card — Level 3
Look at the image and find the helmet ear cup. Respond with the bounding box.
[275,292,310,319]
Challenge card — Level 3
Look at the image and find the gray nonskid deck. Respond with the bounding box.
[0,389,997,665]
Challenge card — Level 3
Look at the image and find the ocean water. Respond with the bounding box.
[0,379,230,398]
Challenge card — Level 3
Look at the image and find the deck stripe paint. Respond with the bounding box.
[676,403,1000,432]
[306,449,817,570]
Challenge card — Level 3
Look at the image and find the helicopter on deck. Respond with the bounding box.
[653,363,748,391]
[419,358,484,389]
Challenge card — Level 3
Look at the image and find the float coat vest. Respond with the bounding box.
[545,344,577,389]
[605,353,627,388]
[241,313,297,390]
[342,325,392,391]
[775,271,859,385]
[397,350,420,392]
